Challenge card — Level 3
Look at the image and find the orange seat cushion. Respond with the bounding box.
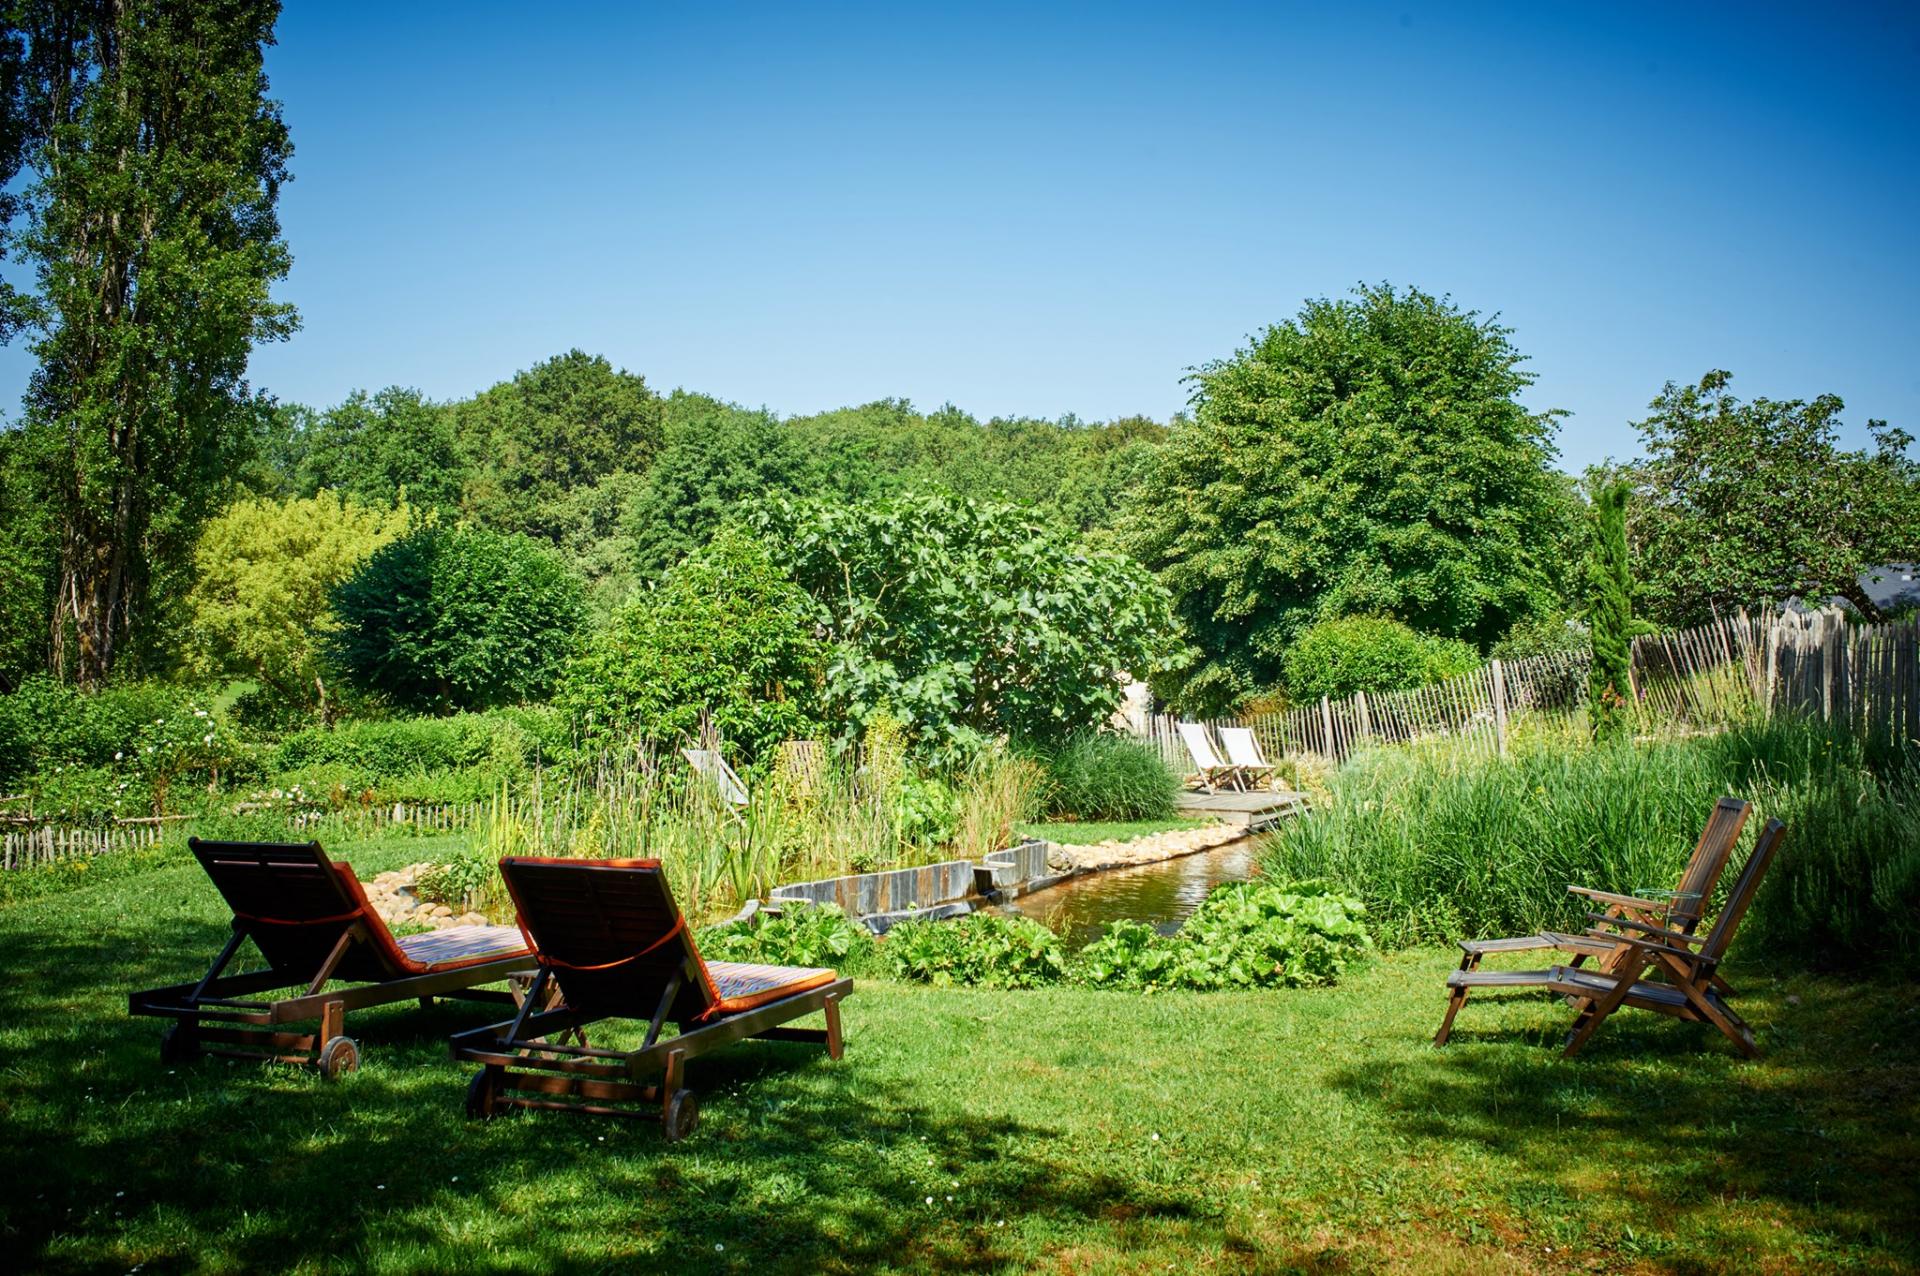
[704,960,837,1013]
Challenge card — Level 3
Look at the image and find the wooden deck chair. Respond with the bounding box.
[129,839,535,1077]
[1438,797,1751,1046]
[1217,727,1277,792]
[1549,819,1786,1058]
[683,747,750,808]
[450,857,852,1138]
[1434,819,1786,1059]
[1177,722,1241,794]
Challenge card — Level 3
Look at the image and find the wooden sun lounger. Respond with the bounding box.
[1438,797,1751,1045]
[450,856,852,1139]
[1438,819,1786,1058]
[1177,723,1241,794]
[129,839,536,1077]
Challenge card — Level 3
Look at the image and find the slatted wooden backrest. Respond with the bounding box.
[1697,819,1788,966]
[1670,798,1753,932]
[190,838,399,982]
[499,857,718,1022]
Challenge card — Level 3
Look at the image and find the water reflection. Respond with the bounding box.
[993,836,1263,950]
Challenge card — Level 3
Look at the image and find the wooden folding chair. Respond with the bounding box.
[129,839,535,1077]
[1436,797,1750,1045]
[1177,723,1241,794]
[1551,819,1787,1058]
[450,856,852,1139]
[1217,727,1277,792]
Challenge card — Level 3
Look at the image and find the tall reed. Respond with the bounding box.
[1261,712,1920,963]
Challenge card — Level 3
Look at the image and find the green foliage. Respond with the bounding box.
[0,435,55,689]
[558,528,824,764]
[186,490,416,720]
[293,387,465,513]
[698,903,879,975]
[415,851,493,910]
[751,491,1185,758]
[1074,880,1372,991]
[625,396,822,580]
[0,676,211,789]
[270,708,561,783]
[327,525,585,713]
[1262,714,1918,963]
[1491,612,1588,660]
[1585,481,1634,742]
[1124,283,1565,714]
[2,1,297,685]
[1283,616,1478,702]
[452,350,664,545]
[1042,733,1178,821]
[1624,370,1920,625]
[882,912,1068,988]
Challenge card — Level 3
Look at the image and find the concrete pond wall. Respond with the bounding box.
[768,837,1053,932]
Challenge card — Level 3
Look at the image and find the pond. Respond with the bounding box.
[993,835,1264,950]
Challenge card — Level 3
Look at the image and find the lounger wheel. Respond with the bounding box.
[662,1088,699,1142]
[318,1035,360,1080]
[159,1024,200,1065]
[465,1068,499,1119]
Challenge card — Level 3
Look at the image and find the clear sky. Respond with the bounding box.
[5,1,1918,472]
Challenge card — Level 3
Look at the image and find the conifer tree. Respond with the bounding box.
[1585,481,1634,742]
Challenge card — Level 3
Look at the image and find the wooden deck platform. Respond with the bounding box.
[1175,788,1307,832]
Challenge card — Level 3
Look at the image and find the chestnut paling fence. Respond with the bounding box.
[1138,607,1920,773]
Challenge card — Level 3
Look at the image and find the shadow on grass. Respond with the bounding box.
[1337,968,1920,1261]
[0,910,1199,1274]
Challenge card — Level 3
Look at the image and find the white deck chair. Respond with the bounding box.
[683,748,750,809]
[1217,727,1277,792]
[1176,723,1241,794]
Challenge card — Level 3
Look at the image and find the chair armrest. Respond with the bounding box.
[1566,885,1670,912]
[1585,913,1705,946]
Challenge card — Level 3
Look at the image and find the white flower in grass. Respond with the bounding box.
[925,1196,934,1206]
[202,734,214,746]
[714,1243,724,1252]
[114,752,123,762]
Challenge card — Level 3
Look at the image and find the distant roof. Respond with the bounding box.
[1860,564,1920,612]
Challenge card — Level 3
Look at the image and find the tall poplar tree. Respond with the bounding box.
[0,0,296,685]
[1585,481,1634,743]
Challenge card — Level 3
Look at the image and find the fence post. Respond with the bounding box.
[1354,690,1371,742]
[1491,658,1509,757]
[1319,696,1335,759]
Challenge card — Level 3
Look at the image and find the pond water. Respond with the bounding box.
[993,836,1265,950]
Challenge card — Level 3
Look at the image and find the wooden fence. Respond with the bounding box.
[3,819,169,870]
[1137,608,1920,772]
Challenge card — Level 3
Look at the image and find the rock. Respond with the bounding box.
[455,912,487,927]
[431,904,453,918]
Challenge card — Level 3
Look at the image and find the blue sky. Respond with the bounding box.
[6,1,1919,471]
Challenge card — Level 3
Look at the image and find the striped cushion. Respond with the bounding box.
[705,960,837,1013]
[395,924,530,972]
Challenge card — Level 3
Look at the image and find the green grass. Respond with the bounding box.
[4,840,1916,1273]
[1016,817,1213,845]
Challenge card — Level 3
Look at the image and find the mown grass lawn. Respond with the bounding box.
[3,838,1916,1274]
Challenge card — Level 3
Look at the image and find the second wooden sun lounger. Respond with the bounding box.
[451,856,852,1138]
[1217,727,1277,792]
[129,838,536,1077]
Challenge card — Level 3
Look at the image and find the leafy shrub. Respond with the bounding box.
[883,912,1067,988]
[1492,613,1588,660]
[1283,616,1478,702]
[558,528,824,765]
[1073,880,1371,990]
[0,676,206,788]
[1043,732,1178,821]
[416,850,496,910]
[272,709,560,781]
[328,525,586,713]
[699,903,878,974]
[750,491,1186,760]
